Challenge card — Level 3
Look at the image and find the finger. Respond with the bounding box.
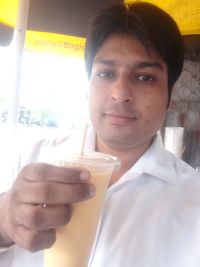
[13,225,56,252]
[13,180,96,204]
[15,203,72,230]
[20,163,91,183]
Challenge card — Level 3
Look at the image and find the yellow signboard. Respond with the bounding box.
[25,31,85,58]
[0,0,86,57]
[125,0,200,35]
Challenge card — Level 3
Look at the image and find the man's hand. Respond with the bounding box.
[0,163,95,252]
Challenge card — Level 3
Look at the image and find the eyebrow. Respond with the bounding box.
[136,61,164,71]
[94,59,164,71]
[94,59,116,67]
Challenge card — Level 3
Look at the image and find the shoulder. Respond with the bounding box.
[165,148,198,178]
[161,148,200,194]
[145,136,200,186]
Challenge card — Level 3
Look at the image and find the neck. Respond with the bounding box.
[96,137,153,186]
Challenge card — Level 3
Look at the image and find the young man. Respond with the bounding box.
[0,2,200,267]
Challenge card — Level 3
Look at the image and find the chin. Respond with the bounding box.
[100,130,135,146]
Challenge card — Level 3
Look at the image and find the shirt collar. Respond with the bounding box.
[130,134,178,185]
[85,128,178,185]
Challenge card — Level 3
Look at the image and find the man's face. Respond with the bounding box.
[89,34,168,150]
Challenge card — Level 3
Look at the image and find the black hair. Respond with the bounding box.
[84,2,184,103]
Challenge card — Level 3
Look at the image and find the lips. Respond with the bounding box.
[104,112,137,126]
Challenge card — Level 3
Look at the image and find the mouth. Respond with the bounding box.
[104,112,137,126]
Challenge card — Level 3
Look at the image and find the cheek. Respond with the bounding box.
[88,85,102,120]
[143,88,168,113]
[89,88,98,111]
[145,103,165,112]
[142,94,167,122]
[89,82,107,110]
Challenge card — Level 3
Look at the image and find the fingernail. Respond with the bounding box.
[89,184,96,196]
[79,170,90,181]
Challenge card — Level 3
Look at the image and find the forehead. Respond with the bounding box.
[94,33,164,65]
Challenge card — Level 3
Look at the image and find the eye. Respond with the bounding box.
[97,71,115,79]
[136,74,155,83]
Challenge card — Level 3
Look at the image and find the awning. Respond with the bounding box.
[0,0,122,57]
[1,0,199,56]
[125,0,200,35]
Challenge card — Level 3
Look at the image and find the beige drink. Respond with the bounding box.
[44,152,120,267]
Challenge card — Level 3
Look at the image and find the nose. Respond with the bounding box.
[111,76,133,103]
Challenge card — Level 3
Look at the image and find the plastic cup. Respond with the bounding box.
[44,151,120,267]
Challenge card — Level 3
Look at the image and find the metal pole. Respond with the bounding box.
[8,0,30,135]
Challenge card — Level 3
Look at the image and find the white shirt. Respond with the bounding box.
[1,128,200,267]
